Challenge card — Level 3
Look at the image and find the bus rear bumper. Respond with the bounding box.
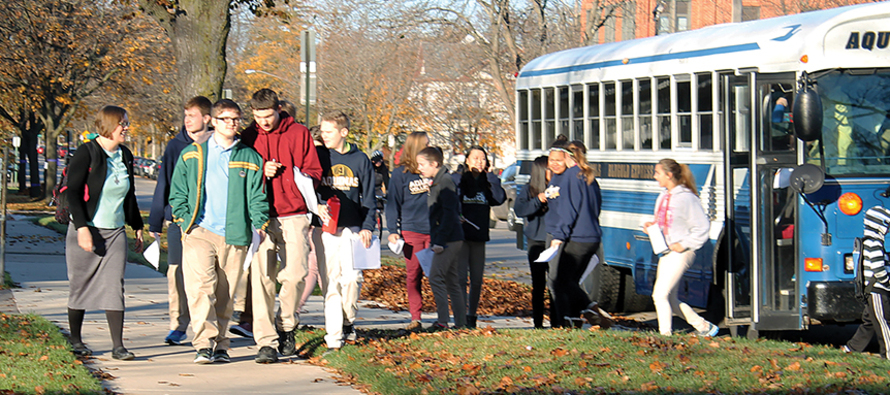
[806,282,861,323]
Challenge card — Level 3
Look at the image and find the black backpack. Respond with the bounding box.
[52,143,102,225]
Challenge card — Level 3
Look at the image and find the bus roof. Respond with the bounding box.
[517,2,890,89]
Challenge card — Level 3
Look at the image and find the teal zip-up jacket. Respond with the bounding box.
[169,140,270,246]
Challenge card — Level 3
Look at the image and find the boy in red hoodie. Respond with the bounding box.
[239,89,323,363]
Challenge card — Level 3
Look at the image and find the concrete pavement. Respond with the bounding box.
[1,216,536,394]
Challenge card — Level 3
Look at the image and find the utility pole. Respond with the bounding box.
[301,30,317,125]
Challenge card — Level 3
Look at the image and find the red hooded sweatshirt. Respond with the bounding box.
[240,112,323,218]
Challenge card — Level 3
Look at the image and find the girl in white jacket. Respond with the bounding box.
[644,158,718,337]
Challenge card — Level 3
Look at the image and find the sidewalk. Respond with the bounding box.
[2,216,535,394]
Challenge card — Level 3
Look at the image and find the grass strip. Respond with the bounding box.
[294,327,890,395]
[0,313,104,394]
[1,272,13,290]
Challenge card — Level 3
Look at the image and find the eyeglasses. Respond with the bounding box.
[215,117,241,124]
[119,121,130,128]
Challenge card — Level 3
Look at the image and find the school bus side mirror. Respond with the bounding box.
[792,88,822,142]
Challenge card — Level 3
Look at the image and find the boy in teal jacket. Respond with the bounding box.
[169,99,269,364]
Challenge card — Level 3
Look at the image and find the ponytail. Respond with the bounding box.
[658,158,698,196]
[568,140,595,185]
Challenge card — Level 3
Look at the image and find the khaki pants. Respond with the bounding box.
[166,223,189,332]
[182,226,247,351]
[250,215,311,348]
[318,227,362,349]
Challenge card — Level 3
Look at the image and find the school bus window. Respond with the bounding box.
[621,80,635,150]
[604,82,617,149]
[518,90,529,150]
[697,73,713,150]
[588,83,600,150]
[572,85,584,141]
[531,89,542,150]
[639,78,653,149]
[559,86,570,140]
[656,77,671,149]
[545,87,556,147]
[677,77,692,146]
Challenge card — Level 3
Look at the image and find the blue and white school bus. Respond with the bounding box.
[515,3,890,336]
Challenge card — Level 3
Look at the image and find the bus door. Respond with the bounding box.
[724,73,754,326]
[752,73,799,331]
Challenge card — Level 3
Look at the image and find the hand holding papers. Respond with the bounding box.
[416,248,434,277]
[388,238,404,254]
[293,166,319,216]
[535,245,560,263]
[645,223,669,255]
[142,240,160,270]
[243,229,261,271]
[352,234,381,270]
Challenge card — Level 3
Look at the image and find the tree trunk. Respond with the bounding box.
[140,0,231,103]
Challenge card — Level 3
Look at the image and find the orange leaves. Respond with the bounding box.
[649,361,668,373]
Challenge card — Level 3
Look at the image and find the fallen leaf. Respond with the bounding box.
[787,362,801,371]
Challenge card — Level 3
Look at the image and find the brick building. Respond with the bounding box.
[582,0,876,44]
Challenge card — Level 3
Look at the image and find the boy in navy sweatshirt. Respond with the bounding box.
[417,147,466,329]
[316,111,376,352]
[148,96,213,346]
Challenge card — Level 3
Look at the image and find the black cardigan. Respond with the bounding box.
[66,140,143,231]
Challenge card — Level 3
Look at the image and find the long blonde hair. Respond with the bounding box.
[659,158,698,196]
[567,140,595,185]
[401,132,429,174]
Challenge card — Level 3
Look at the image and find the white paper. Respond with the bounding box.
[293,166,319,216]
[462,217,481,230]
[388,238,404,255]
[351,234,381,270]
[578,254,599,285]
[646,224,669,255]
[142,240,160,270]
[416,248,434,277]
[243,229,261,271]
[534,245,560,263]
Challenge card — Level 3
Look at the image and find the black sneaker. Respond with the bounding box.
[194,348,213,364]
[71,343,92,357]
[211,349,230,363]
[278,330,296,356]
[343,324,356,342]
[256,346,278,364]
[112,347,135,360]
[466,315,477,329]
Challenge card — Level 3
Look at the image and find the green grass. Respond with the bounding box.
[2,271,14,290]
[294,327,890,395]
[33,214,168,275]
[0,313,104,394]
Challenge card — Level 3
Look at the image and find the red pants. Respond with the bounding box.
[402,231,430,320]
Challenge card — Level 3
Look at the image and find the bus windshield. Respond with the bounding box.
[809,71,890,176]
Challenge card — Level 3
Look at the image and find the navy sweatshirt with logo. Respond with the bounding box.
[451,171,506,242]
[544,166,602,243]
[317,143,376,231]
[385,165,430,235]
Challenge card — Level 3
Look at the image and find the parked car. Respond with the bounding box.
[490,160,532,231]
[151,160,160,180]
[143,159,158,179]
[133,157,146,177]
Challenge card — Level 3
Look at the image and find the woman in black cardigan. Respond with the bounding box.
[65,105,143,360]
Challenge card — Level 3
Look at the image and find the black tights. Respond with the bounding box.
[68,308,125,349]
[527,240,551,328]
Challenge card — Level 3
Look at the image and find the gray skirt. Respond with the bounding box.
[66,224,128,311]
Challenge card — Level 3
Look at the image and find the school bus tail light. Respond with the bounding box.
[838,192,862,216]
[805,258,824,272]
[800,54,809,63]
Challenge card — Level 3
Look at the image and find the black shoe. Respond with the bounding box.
[343,324,356,342]
[112,347,135,361]
[194,348,213,364]
[278,330,296,356]
[71,343,92,357]
[256,346,279,364]
[211,349,230,363]
[466,315,477,329]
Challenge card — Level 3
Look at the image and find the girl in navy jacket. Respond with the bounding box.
[385,132,431,331]
[544,141,607,328]
[513,156,550,328]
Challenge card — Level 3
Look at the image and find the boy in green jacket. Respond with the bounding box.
[169,99,270,364]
